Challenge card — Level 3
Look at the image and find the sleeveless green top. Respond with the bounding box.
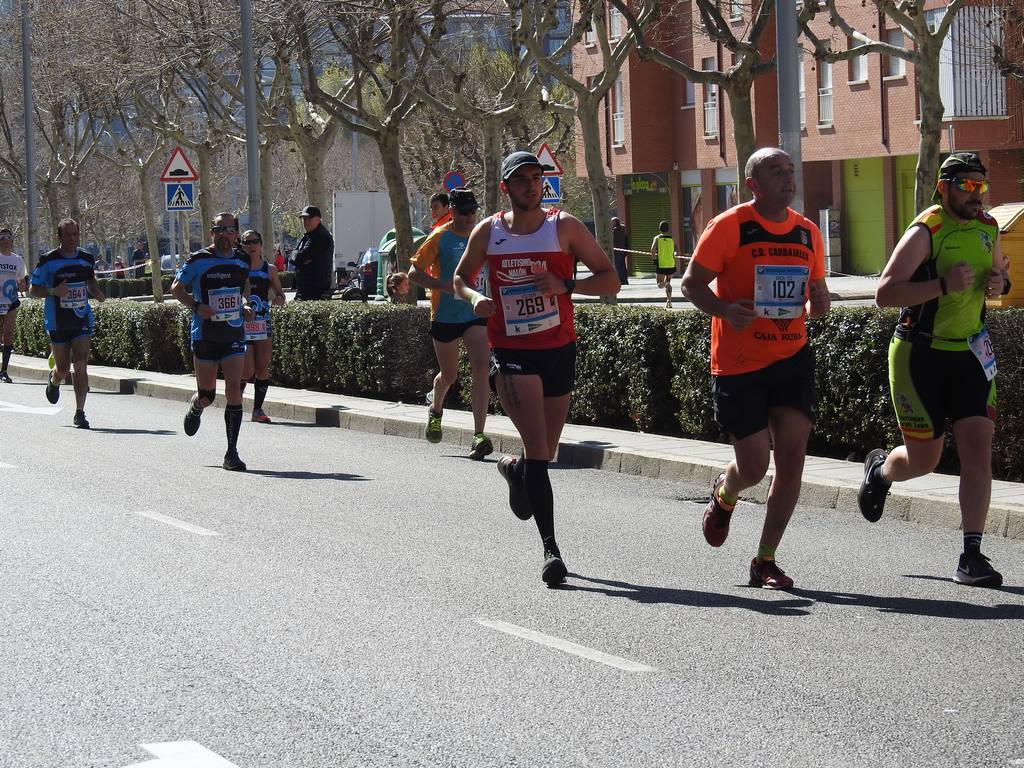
[655,234,676,269]
[896,204,999,351]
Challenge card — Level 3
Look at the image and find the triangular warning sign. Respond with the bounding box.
[160,147,199,182]
[535,142,563,176]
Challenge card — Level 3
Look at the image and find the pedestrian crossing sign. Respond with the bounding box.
[165,182,196,212]
[541,176,561,204]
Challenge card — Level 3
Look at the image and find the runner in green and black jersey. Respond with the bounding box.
[859,153,1009,588]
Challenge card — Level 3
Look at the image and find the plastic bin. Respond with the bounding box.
[986,202,1024,308]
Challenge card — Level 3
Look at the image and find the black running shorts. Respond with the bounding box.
[193,339,246,362]
[490,342,577,398]
[48,328,91,345]
[712,344,816,439]
[429,318,487,344]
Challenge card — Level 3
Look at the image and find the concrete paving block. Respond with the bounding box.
[908,496,962,529]
[498,433,523,456]
[616,450,642,476]
[344,411,382,433]
[384,417,423,440]
[798,480,840,509]
[1005,510,1024,539]
[659,460,716,487]
[136,381,192,403]
[636,454,664,479]
[984,508,1009,537]
[569,443,606,469]
[834,486,861,516]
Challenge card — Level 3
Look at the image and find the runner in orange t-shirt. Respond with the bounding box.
[682,147,830,590]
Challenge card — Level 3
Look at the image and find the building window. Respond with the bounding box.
[884,29,905,78]
[683,79,695,108]
[817,62,833,125]
[585,11,597,44]
[729,0,743,20]
[608,5,623,40]
[612,75,625,145]
[848,37,867,82]
[702,57,718,138]
[798,49,806,129]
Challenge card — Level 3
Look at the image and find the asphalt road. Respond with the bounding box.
[1,380,1022,768]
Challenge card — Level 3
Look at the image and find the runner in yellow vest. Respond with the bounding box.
[650,220,677,308]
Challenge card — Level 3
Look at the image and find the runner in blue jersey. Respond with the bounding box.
[28,218,106,428]
[170,211,254,471]
[239,229,285,424]
[0,227,27,383]
[409,188,493,459]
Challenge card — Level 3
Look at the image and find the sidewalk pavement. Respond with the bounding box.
[10,350,1023,541]
[573,272,880,304]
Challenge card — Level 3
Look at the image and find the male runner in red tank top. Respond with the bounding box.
[454,151,620,587]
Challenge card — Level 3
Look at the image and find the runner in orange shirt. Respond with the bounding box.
[681,147,831,590]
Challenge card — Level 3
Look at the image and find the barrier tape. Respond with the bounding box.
[95,259,152,277]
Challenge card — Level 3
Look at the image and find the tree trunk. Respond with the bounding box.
[138,167,164,301]
[43,183,60,242]
[297,137,329,213]
[481,119,503,215]
[726,79,756,203]
[378,126,416,301]
[66,172,82,223]
[577,96,616,303]
[259,140,274,244]
[915,45,945,214]
[196,145,214,230]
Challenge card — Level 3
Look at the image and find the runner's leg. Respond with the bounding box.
[252,339,272,416]
[463,325,491,435]
[758,407,812,552]
[951,416,994,534]
[70,336,90,411]
[879,438,944,483]
[430,337,460,412]
[542,394,571,462]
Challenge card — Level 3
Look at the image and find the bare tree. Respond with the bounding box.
[799,0,982,212]
[612,0,776,204]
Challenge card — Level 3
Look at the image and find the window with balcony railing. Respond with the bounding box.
[702,57,718,137]
[798,49,806,129]
[612,75,625,145]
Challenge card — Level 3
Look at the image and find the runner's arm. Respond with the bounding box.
[408,263,449,293]
[681,261,755,329]
[268,266,286,305]
[807,277,830,318]
[549,214,619,297]
[87,276,106,303]
[876,225,972,307]
[454,220,494,318]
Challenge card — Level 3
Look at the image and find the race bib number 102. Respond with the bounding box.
[754,265,809,319]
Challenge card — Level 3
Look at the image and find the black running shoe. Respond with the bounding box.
[954,551,1003,588]
[0,371,11,383]
[223,451,247,472]
[183,395,202,437]
[497,455,532,520]
[45,376,60,404]
[858,448,891,523]
[72,410,90,429]
[542,545,567,587]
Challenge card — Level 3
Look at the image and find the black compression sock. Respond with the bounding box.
[225,404,243,452]
[1,345,11,371]
[523,459,555,544]
[254,378,270,410]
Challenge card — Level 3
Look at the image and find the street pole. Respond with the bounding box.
[776,0,804,215]
[21,0,38,268]
[239,0,262,231]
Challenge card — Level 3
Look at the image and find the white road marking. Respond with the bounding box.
[476,618,657,672]
[0,399,61,416]
[133,510,220,537]
[123,741,239,767]
[0,462,15,470]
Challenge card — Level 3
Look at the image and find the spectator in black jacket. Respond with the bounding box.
[292,205,334,300]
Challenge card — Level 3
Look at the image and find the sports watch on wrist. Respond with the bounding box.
[563,278,576,295]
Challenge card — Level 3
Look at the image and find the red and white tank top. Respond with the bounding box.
[485,209,576,350]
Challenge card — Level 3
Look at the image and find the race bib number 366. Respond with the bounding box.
[754,265,809,319]
[500,283,559,336]
[209,287,242,323]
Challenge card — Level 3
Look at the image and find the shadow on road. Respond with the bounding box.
[564,573,813,616]
[239,469,370,481]
[85,427,176,435]
[791,584,1024,620]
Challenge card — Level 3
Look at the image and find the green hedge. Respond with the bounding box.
[14,299,1024,480]
[90,271,294,299]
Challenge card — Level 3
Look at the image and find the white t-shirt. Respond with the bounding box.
[0,252,26,315]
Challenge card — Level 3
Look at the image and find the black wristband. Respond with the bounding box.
[939,277,948,296]
[563,278,576,295]
[1002,277,1012,296]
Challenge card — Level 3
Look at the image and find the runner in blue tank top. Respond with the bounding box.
[239,229,286,424]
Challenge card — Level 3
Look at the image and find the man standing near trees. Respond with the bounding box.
[29,218,106,429]
[292,205,334,300]
[682,147,830,591]
[858,152,1008,588]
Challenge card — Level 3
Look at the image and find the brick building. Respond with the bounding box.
[573,0,1024,275]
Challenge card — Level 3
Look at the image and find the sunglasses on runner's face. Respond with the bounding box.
[953,178,988,194]
[211,225,237,233]
[242,239,261,246]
